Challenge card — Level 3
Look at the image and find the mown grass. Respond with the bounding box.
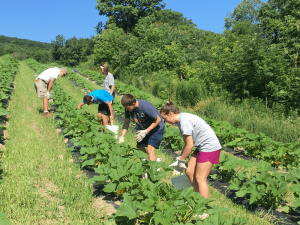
[0,61,103,225]
[66,69,277,225]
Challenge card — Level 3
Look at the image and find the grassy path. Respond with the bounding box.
[63,70,276,225]
[0,62,101,225]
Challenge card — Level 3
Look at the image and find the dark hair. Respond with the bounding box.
[160,101,179,115]
[121,94,136,106]
[100,63,109,75]
[83,95,92,104]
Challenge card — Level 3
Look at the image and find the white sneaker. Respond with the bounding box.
[196,213,209,220]
[156,158,161,162]
[142,158,149,161]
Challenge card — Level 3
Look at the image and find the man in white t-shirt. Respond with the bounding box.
[34,67,68,117]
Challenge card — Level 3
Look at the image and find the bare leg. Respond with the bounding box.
[43,97,48,112]
[185,155,199,192]
[146,145,156,161]
[137,144,156,161]
[195,161,213,198]
[98,113,108,126]
[137,144,147,153]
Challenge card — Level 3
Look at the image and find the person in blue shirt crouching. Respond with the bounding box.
[77,89,114,126]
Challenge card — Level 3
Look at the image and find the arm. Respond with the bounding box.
[146,115,161,133]
[47,78,56,92]
[106,100,114,125]
[77,102,84,109]
[110,85,115,95]
[179,135,194,161]
[121,118,130,137]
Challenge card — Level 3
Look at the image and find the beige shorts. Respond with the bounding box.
[34,79,48,98]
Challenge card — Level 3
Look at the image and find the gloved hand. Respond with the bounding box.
[45,91,51,100]
[171,159,187,176]
[135,129,149,142]
[169,156,181,167]
[173,167,184,176]
[119,136,124,144]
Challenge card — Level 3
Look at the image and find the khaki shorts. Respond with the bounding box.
[34,79,48,98]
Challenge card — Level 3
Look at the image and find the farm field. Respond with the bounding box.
[0,58,299,224]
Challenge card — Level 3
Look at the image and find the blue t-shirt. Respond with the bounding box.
[125,99,164,132]
[83,90,113,105]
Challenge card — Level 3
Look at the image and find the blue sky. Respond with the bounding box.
[1,0,251,43]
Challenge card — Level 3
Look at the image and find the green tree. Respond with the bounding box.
[260,0,300,69]
[51,35,66,61]
[225,0,262,35]
[96,0,165,32]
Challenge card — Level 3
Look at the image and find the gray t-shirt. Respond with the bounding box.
[178,113,221,152]
[103,73,114,94]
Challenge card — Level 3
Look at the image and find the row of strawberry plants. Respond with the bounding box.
[76,67,300,169]
[0,55,19,164]
[71,67,300,224]
[51,83,247,224]
[0,55,18,126]
[26,61,248,224]
[0,55,19,225]
[68,69,300,221]
[212,153,300,215]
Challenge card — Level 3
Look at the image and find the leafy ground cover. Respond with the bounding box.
[73,67,300,223]
[0,55,19,225]
[65,67,278,224]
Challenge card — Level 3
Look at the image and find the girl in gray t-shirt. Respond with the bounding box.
[100,63,115,98]
[160,101,221,200]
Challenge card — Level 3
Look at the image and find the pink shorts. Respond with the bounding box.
[192,149,221,164]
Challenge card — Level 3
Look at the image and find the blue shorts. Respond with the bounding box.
[137,127,164,149]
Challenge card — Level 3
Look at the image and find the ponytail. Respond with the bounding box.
[160,101,179,115]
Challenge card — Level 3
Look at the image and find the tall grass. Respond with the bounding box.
[193,96,300,143]
[115,67,300,143]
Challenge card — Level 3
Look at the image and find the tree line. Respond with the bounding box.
[1,0,299,113]
[91,0,300,113]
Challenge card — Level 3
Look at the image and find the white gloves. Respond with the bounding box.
[169,157,186,176]
[45,91,51,100]
[135,130,149,142]
[119,136,124,144]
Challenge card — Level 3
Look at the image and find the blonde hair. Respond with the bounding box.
[100,63,109,75]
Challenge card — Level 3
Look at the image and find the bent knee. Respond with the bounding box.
[185,168,194,178]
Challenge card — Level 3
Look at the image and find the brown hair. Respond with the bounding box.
[121,94,136,106]
[100,63,109,75]
[160,101,179,115]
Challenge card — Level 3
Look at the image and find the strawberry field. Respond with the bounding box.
[0,57,299,224]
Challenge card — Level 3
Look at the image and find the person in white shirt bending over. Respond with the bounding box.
[34,67,68,117]
[160,101,221,199]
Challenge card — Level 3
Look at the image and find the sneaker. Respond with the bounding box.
[196,213,209,220]
[43,112,50,117]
